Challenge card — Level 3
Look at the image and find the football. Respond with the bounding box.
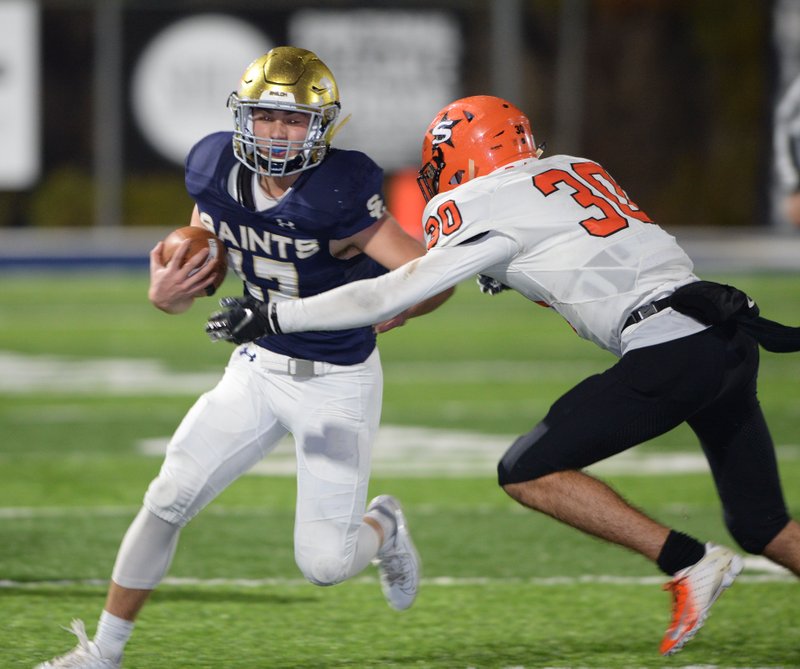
[161,226,228,295]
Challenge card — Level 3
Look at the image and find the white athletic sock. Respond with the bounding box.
[93,610,134,661]
[364,503,396,551]
[342,521,382,578]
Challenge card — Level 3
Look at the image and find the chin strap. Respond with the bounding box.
[328,113,352,142]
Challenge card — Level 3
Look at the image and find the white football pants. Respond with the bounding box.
[123,344,383,587]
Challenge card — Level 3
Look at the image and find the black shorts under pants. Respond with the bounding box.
[497,325,790,552]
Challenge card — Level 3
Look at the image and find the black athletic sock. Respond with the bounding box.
[656,530,706,576]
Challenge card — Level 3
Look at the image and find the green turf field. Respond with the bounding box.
[1,270,798,669]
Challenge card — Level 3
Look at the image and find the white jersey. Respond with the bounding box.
[277,155,705,357]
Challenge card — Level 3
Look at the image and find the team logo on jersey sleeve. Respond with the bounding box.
[366,194,385,219]
[430,113,461,147]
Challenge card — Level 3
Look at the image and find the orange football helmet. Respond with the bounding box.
[417,95,540,202]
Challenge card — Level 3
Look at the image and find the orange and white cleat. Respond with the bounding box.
[660,542,744,656]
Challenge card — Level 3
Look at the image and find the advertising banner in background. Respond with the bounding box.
[290,9,461,171]
[131,14,270,165]
[0,0,40,189]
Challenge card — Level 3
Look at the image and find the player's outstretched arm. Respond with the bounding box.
[276,233,516,334]
[337,212,454,333]
[206,232,516,342]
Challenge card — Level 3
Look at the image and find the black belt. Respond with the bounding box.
[622,297,672,331]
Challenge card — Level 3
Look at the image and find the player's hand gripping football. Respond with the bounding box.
[477,274,510,295]
[205,296,280,343]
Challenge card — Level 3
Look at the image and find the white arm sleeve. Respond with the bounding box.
[276,232,517,333]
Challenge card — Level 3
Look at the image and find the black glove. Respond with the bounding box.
[477,274,510,296]
[205,296,281,343]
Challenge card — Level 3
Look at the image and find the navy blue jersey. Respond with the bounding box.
[185,131,388,364]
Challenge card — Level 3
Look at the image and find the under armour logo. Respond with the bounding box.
[239,346,256,362]
[276,219,296,229]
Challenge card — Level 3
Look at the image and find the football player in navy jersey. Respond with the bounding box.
[35,47,452,669]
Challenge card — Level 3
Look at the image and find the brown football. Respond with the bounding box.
[161,226,228,295]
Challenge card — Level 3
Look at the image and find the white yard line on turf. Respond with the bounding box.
[140,429,798,478]
[1,499,794,580]
[0,351,221,395]
[2,349,798,477]
[0,351,602,394]
[0,565,793,589]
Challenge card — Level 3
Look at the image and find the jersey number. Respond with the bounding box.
[424,200,463,250]
[227,247,300,302]
[532,161,652,237]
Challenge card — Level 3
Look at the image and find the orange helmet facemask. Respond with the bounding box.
[417,95,540,202]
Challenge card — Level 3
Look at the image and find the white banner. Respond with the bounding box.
[131,14,270,165]
[0,0,40,189]
[290,9,461,171]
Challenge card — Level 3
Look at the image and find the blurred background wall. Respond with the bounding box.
[0,0,799,266]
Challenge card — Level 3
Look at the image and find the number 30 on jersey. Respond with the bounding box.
[532,161,652,237]
[423,160,652,249]
[424,200,463,250]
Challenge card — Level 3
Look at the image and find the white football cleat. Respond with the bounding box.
[368,494,421,611]
[660,542,744,656]
[34,619,121,669]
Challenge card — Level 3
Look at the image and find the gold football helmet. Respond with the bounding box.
[417,95,539,201]
[228,46,341,177]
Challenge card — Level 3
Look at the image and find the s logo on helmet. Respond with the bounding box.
[430,115,461,147]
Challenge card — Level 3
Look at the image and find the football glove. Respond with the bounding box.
[205,296,281,343]
[477,274,510,296]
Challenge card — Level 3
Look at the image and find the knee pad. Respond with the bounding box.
[725,509,790,554]
[296,553,348,587]
[143,470,203,528]
[497,422,551,486]
[293,516,378,587]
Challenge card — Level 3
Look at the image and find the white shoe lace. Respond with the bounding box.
[37,620,116,668]
[381,553,415,593]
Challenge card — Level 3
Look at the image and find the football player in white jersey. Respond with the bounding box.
[208,95,800,656]
[34,48,453,669]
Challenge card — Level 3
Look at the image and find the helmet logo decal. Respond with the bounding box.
[312,77,335,95]
[430,113,461,147]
